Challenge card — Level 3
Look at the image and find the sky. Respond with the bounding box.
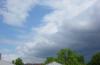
[0,0,100,63]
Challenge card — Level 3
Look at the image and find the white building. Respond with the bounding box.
[0,53,14,65]
[46,62,62,65]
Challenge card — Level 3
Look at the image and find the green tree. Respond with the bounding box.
[56,48,85,65]
[44,48,85,65]
[44,57,56,64]
[88,52,100,65]
[12,60,15,64]
[12,58,24,65]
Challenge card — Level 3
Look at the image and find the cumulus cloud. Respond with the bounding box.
[1,0,96,27]
[0,38,22,45]
[1,0,38,27]
[15,0,100,63]
[39,0,97,18]
[1,0,100,63]
[2,54,19,62]
[0,48,19,62]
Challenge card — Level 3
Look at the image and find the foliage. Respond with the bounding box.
[44,57,56,64]
[44,48,85,65]
[56,48,85,65]
[12,49,100,65]
[12,58,24,65]
[87,52,100,65]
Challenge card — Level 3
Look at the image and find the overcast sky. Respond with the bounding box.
[0,0,100,63]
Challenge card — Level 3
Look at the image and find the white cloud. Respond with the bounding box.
[40,0,97,18]
[35,22,58,35]
[0,49,19,62]
[1,0,99,63]
[1,0,97,27]
[0,38,22,45]
[1,0,38,27]
[3,54,19,62]
[15,0,99,63]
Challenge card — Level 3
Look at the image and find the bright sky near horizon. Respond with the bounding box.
[0,0,100,63]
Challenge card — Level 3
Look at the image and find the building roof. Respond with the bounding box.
[46,62,62,65]
[0,60,14,65]
[25,63,42,65]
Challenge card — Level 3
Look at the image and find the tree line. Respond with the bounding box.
[43,48,100,65]
[12,48,100,65]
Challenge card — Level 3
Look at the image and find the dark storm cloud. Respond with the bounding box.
[17,0,100,63]
[30,2,100,59]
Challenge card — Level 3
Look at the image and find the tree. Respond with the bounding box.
[44,57,56,64]
[56,48,70,64]
[12,60,15,64]
[56,48,85,65]
[12,58,24,65]
[44,48,85,65]
[88,52,100,65]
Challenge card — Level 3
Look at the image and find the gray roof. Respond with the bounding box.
[0,60,14,65]
[46,62,62,65]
